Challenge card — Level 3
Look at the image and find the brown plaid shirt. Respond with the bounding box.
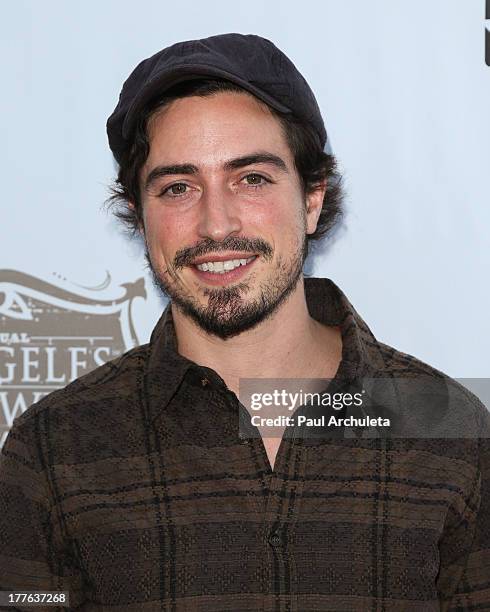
[1,277,489,611]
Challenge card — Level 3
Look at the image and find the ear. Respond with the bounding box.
[128,201,145,237]
[305,180,327,235]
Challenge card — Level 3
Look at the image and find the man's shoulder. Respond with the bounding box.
[376,339,451,378]
[371,340,490,437]
[13,343,150,429]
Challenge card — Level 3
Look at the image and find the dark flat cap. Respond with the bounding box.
[106,33,328,163]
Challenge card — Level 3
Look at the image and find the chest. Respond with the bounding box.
[262,435,282,470]
[55,438,466,609]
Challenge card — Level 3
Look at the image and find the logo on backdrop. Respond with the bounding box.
[0,270,146,448]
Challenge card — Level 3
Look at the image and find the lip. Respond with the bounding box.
[190,255,257,286]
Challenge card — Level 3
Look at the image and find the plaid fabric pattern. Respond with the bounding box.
[0,277,489,611]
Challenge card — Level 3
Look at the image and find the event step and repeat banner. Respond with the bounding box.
[0,271,146,448]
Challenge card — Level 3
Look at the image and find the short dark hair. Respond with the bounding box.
[105,78,344,260]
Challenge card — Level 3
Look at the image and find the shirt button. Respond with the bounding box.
[201,378,209,387]
[268,532,281,547]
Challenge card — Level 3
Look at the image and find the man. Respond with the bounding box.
[0,33,489,611]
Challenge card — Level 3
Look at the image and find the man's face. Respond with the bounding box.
[138,91,324,339]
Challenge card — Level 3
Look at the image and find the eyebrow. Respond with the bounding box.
[144,152,289,191]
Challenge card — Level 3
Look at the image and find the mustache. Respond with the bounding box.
[173,236,273,269]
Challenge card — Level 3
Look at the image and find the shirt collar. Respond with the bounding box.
[144,277,387,424]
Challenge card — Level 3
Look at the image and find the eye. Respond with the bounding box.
[242,173,270,187]
[159,183,189,197]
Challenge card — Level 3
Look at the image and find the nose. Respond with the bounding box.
[196,185,242,242]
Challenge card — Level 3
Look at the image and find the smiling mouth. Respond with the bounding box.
[192,255,257,275]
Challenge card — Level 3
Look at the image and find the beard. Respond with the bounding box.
[145,225,308,341]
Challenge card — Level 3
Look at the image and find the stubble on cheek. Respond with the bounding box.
[164,260,183,286]
[144,248,184,299]
[146,235,181,286]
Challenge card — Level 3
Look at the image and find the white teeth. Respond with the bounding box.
[196,256,256,273]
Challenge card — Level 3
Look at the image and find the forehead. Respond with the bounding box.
[145,91,293,168]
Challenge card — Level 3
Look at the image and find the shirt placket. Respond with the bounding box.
[233,390,305,612]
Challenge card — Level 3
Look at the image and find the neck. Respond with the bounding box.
[171,277,342,397]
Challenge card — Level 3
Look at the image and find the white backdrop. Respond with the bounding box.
[2,0,489,391]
